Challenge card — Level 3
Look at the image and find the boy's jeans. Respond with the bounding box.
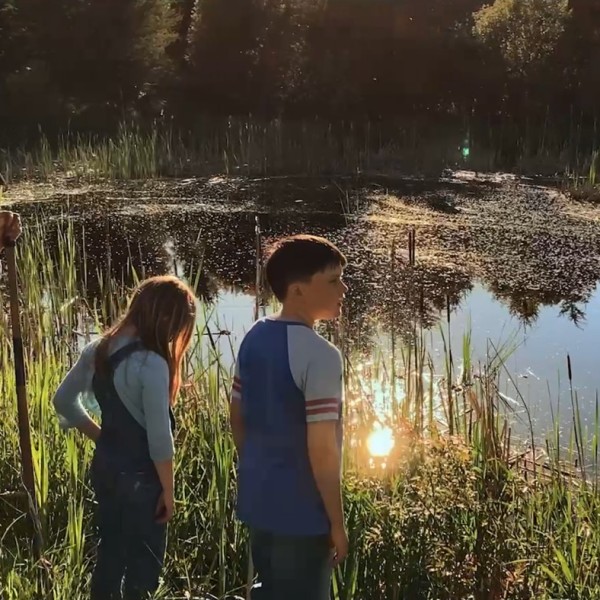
[90,466,166,600]
[250,529,332,600]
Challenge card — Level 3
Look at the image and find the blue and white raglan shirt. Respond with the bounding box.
[232,317,343,536]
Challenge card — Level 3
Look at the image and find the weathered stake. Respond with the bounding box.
[254,215,262,321]
[5,240,43,558]
[407,227,416,266]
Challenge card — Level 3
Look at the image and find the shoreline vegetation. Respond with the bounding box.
[3,0,600,596]
[1,221,599,599]
[1,120,598,211]
[0,119,597,192]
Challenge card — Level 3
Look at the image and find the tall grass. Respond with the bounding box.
[567,148,600,202]
[1,221,600,599]
[3,115,599,185]
[3,118,472,182]
[1,120,379,182]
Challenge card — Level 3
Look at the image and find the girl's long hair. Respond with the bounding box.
[95,275,197,405]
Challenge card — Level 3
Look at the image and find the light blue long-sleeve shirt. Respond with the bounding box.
[52,335,174,461]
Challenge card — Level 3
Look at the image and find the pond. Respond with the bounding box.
[4,171,600,448]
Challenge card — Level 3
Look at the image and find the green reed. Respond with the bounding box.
[1,220,599,599]
[4,115,598,186]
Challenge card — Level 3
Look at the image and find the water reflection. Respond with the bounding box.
[8,191,597,352]
[9,176,600,336]
[16,207,477,343]
[367,426,395,458]
[6,177,600,445]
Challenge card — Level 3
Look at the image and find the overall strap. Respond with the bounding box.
[107,340,146,371]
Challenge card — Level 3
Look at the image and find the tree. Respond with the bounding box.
[187,0,263,112]
[560,0,600,112]
[0,2,25,99]
[473,0,571,77]
[169,0,197,67]
[298,0,488,117]
[8,0,176,116]
[0,2,16,81]
[187,0,312,115]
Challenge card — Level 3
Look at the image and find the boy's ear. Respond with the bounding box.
[288,282,303,298]
[287,276,312,299]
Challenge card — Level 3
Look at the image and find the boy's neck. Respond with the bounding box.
[278,305,316,328]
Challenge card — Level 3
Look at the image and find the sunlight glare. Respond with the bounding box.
[367,426,395,458]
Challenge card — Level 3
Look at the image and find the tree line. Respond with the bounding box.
[1,0,599,156]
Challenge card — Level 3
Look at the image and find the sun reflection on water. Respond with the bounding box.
[346,351,446,468]
[367,426,395,458]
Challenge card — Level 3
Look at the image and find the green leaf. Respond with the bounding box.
[554,547,574,584]
[540,564,562,587]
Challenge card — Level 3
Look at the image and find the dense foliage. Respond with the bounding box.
[1,1,599,156]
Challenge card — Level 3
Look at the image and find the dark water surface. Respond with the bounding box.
[6,173,600,446]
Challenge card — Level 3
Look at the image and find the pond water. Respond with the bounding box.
[207,283,600,442]
[5,173,600,449]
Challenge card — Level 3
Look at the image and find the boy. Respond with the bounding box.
[230,234,349,600]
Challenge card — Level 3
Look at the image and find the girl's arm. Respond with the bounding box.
[75,419,101,442]
[52,342,100,441]
[153,459,174,523]
[140,355,175,521]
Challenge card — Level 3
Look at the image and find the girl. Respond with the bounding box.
[53,275,197,600]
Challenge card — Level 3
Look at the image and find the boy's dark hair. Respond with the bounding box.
[265,234,347,301]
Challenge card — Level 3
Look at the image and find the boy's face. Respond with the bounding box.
[290,264,348,321]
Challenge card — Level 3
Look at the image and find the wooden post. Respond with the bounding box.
[407,228,416,266]
[4,241,42,558]
[412,227,416,266]
[254,215,262,321]
[390,238,396,405]
[247,217,261,593]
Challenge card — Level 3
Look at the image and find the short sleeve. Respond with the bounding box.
[304,345,343,423]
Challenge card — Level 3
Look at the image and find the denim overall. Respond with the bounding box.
[89,341,175,600]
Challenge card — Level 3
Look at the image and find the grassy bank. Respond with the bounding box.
[1,222,599,599]
[3,119,452,182]
[2,118,600,184]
